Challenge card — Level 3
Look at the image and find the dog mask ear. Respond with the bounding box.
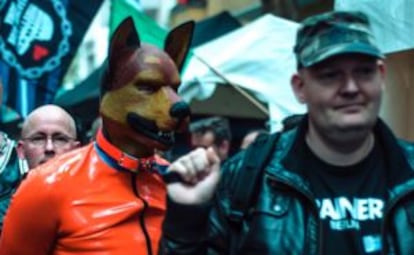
[164,21,194,73]
[108,17,141,71]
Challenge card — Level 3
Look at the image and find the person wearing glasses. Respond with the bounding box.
[17,104,80,169]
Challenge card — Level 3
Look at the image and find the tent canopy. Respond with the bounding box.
[335,0,414,54]
[181,14,306,132]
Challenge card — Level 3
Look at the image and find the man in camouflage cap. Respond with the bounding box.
[158,11,414,255]
[294,11,384,68]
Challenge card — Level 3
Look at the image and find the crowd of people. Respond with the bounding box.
[0,9,413,255]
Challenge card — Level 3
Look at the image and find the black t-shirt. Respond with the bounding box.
[290,137,387,255]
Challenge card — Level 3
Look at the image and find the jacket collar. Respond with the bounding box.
[95,128,155,173]
[373,119,414,196]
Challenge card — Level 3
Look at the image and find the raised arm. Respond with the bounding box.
[159,147,246,255]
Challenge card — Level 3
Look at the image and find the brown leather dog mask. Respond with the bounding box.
[100,17,193,156]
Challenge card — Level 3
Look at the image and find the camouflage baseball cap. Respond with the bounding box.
[294,11,384,68]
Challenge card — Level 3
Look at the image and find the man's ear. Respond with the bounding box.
[377,60,387,90]
[16,141,25,159]
[378,60,386,78]
[377,59,387,75]
[291,73,306,104]
[221,140,231,159]
[219,140,230,153]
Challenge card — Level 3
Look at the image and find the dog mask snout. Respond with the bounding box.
[170,101,191,120]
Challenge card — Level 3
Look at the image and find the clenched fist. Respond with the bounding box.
[166,147,221,205]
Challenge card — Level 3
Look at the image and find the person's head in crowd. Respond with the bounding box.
[17,105,80,169]
[240,129,268,150]
[291,11,385,148]
[189,116,232,161]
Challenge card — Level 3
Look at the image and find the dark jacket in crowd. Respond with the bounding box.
[0,132,28,231]
[159,118,414,255]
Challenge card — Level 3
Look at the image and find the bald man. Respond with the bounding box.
[17,105,80,169]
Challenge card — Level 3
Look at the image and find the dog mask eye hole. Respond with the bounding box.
[135,83,159,94]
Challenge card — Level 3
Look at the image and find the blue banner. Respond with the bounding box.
[0,0,103,121]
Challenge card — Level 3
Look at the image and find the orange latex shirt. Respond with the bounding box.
[0,129,168,255]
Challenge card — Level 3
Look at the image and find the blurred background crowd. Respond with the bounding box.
[1,0,414,161]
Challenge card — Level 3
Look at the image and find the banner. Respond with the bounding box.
[0,0,103,121]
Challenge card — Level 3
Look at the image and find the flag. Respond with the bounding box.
[110,0,167,48]
[109,0,193,72]
[0,0,104,121]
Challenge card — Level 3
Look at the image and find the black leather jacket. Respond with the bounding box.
[0,132,28,230]
[159,119,414,255]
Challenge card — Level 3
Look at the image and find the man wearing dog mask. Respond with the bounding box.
[0,17,193,255]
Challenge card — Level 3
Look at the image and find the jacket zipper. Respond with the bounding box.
[267,171,322,255]
[131,173,153,255]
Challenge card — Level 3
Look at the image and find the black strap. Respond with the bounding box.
[228,131,280,255]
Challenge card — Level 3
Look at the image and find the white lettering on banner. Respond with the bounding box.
[316,197,384,231]
[330,219,360,230]
[317,197,384,222]
[320,199,340,220]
